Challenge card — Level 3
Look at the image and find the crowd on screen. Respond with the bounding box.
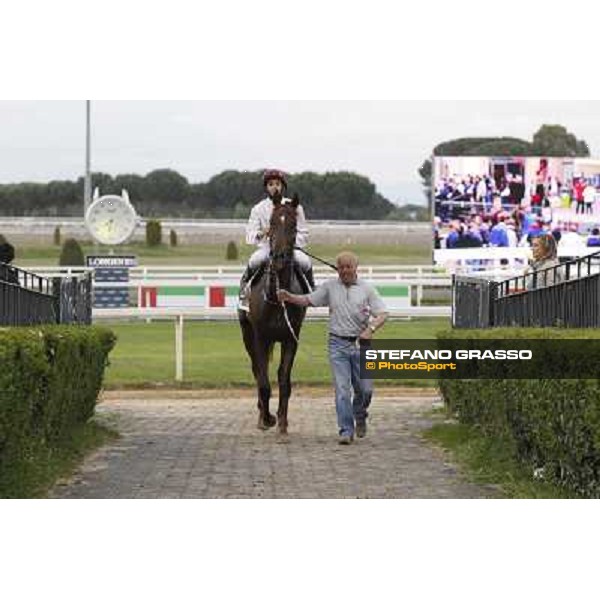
[434,208,600,254]
[435,170,599,221]
[434,161,600,253]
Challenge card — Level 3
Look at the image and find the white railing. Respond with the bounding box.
[92,305,451,320]
[0,217,430,228]
[26,264,448,277]
[28,264,453,307]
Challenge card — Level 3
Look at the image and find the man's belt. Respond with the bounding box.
[330,333,359,342]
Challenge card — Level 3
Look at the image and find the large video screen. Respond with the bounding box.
[432,156,600,268]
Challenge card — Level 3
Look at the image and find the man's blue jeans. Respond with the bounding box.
[328,335,373,437]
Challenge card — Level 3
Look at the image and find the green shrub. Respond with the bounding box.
[226,240,238,260]
[232,202,250,219]
[53,226,61,246]
[438,327,600,497]
[59,238,85,266]
[0,329,48,467]
[0,326,115,490]
[169,229,178,247]
[146,219,162,247]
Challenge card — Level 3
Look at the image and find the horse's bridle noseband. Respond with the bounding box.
[265,223,300,341]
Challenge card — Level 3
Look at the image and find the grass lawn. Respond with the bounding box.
[15,241,431,267]
[103,317,450,388]
[423,417,579,498]
[0,420,118,498]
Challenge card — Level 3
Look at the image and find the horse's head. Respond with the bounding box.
[268,195,299,272]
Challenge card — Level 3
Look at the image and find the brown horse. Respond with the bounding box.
[238,197,308,435]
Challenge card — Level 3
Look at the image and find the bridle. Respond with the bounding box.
[264,206,300,343]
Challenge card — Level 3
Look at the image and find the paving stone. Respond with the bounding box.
[50,390,498,499]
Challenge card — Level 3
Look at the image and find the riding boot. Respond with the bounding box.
[238,264,256,311]
[304,267,316,292]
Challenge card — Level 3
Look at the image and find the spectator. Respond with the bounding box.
[551,225,562,245]
[445,221,462,249]
[489,216,509,247]
[0,242,19,286]
[573,177,586,215]
[587,227,600,248]
[583,181,596,215]
[526,233,562,289]
[558,223,586,259]
[506,219,518,247]
[433,217,442,250]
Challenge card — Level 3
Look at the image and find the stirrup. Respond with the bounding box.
[238,282,251,311]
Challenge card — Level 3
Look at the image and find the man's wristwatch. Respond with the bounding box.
[369,325,376,333]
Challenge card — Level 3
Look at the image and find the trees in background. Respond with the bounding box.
[2,123,588,220]
[0,169,397,220]
[531,125,590,157]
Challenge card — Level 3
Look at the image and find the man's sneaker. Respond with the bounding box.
[355,421,367,438]
[338,434,354,445]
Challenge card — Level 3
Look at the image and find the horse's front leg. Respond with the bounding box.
[277,339,298,435]
[255,338,276,430]
[239,311,259,380]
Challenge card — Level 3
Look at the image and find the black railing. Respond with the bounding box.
[0,262,92,326]
[54,274,93,324]
[453,251,600,328]
[451,275,494,328]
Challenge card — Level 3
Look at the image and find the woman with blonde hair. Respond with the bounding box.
[526,233,563,289]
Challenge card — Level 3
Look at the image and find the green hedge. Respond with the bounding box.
[438,328,600,497]
[0,326,115,477]
[59,238,85,266]
[146,219,162,246]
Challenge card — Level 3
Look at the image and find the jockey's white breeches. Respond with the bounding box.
[248,247,312,270]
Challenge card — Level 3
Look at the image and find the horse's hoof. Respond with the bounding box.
[277,426,288,436]
[257,413,277,430]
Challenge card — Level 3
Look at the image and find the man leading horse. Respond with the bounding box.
[238,174,312,434]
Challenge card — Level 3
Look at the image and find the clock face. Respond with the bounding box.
[85,195,138,245]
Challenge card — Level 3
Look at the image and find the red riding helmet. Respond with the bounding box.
[263,169,288,189]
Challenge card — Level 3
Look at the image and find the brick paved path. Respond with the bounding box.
[51,388,497,499]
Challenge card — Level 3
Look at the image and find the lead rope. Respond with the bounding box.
[276,268,356,361]
[293,246,338,271]
[275,270,300,344]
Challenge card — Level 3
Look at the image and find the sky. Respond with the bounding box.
[2,100,600,207]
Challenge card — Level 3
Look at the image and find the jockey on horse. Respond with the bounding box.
[238,168,315,310]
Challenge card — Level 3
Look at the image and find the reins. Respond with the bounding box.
[293,246,338,272]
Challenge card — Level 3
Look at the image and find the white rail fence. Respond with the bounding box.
[28,264,453,309]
